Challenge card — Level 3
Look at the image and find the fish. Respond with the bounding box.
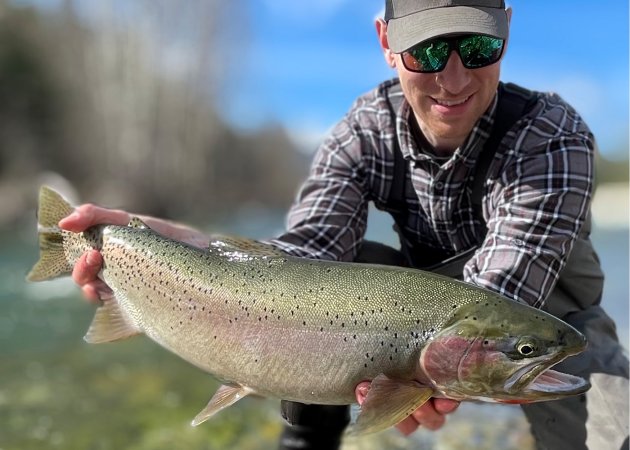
[27,186,590,435]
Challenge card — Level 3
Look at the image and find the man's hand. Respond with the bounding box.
[59,204,131,303]
[355,381,459,434]
[58,203,211,303]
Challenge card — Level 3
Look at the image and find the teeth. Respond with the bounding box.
[435,96,469,107]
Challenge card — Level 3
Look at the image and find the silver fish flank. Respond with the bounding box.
[28,186,590,434]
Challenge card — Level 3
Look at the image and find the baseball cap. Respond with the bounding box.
[384,0,508,53]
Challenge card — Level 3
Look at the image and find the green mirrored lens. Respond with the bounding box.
[409,40,450,72]
[459,35,504,68]
[402,35,504,73]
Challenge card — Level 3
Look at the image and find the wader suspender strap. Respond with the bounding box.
[384,81,538,271]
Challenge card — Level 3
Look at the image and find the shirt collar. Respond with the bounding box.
[396,90,499,168]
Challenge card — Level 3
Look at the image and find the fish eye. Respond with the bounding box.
[517,341,537,356]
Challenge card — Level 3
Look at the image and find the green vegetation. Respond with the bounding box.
[596,153,629,186]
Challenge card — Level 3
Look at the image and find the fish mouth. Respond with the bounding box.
[524,368,590,395]
[505,353,590,399]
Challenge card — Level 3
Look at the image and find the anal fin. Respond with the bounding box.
[84,299,142,344]
[192,384,254,426]
[346,374,433,435]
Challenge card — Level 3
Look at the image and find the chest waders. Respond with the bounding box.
[379,81,605,319]
[278,82,628,450]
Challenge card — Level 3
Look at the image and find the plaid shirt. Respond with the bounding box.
[270,78,595,308]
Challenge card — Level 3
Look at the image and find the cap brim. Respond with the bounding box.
[387,6,509,53]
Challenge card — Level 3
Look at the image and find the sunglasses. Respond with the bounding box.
[400,34,505,73]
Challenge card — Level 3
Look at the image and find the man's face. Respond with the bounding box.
[376,20,507,154]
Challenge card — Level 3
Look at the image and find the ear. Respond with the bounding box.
[375,18,396,68]
[503,7,513,54]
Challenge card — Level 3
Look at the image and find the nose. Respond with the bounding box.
[558,325,588,354]
[435,51,471,94]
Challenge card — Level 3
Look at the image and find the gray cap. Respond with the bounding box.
[385,0,508,53]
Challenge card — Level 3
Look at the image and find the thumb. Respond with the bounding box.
[355,381,371,405]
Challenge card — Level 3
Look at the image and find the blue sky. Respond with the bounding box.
[11,0,630,159]
[223,1,629,159]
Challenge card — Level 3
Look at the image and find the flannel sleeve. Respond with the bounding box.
[464,102,595,307]
[268,116,370,261]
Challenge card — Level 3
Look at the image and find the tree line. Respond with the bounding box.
[0,0,308,228]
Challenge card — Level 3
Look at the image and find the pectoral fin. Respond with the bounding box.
[346,374,433,436]
[192,384,254,426]
[84,298,142,344]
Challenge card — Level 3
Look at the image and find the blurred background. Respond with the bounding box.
[1,0,627,449]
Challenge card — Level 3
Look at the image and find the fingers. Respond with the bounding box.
[58,204,125,304]
[355,382,370,404]
[398,398,460,434]
[72,251,113,304]
[81,280,114,303]
[72,251,102,286]
[59,204,130,233]
[396,415,425,435]
[393,400,444,435]
[407,401,447,431]
[355,381,460,435]
[433,398,460,415]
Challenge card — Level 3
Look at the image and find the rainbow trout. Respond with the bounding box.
[28,186,589,434]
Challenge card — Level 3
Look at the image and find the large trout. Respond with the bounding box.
[28,186,589,434]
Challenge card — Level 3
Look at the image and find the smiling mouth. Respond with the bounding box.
[433,95,471,107]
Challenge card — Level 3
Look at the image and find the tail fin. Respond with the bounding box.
[27,186,75,282]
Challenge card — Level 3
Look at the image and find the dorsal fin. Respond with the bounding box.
[208,234,286,258]
[127,216,150,229]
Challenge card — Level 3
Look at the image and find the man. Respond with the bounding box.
[62,1,628,449]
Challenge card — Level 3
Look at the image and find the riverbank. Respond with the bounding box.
[592,182,629,229]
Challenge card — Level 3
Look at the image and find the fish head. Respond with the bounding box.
[419,297,589,403]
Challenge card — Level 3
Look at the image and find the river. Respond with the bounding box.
[0,209,626,449]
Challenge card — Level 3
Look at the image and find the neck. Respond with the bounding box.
[411,113,461,157]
